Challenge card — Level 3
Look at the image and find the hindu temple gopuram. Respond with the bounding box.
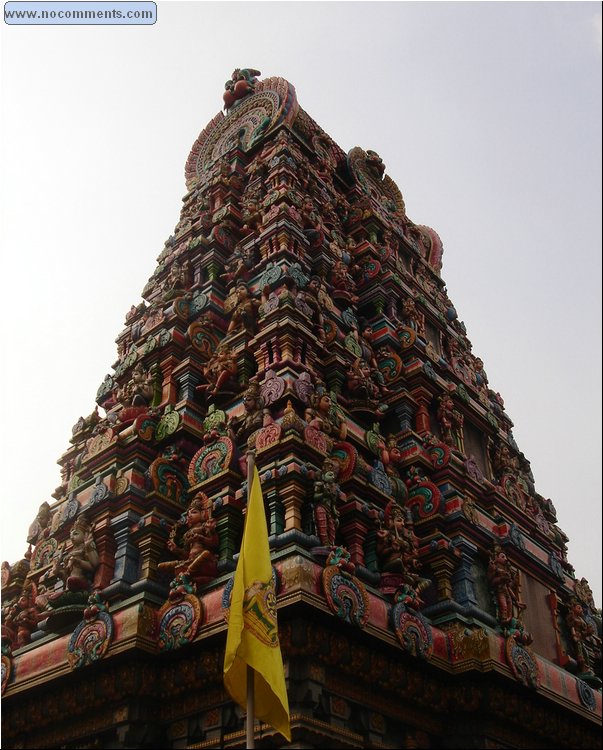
[2,70,601,749]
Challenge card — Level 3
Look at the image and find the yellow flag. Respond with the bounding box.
[223,465,291,741]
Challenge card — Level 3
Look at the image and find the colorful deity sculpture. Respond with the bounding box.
[487,545,528,639]
[158,493,219,587]
[121,362,161,408]
[305,387,347,441]
[312,457,342,547]
[293,275,327,343]
[347,358,382,402]
[47,516,99,604]
[197,343,238,397]
[220,244,256,285]
[226,281,263,336]
[377,501,419,574]
[330,259,359,305]
[437,393,463,449]
[230,379,269,445]
[223,67,261,109]
[3,588,40,649]
[376,500,429,606]
[565,597,601,676]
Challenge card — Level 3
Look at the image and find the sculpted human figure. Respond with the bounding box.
[287,275,326,343]
[330,259,359,304]
[242,192,263,234]
[8,590,40,648]
[383,435,404,479]
[121,362,159,408]
[305,388,347,441]
[488,438,520,480]
[400,297,424,335]
[575,577,596,611]
[230,379,269,444]
[376,501,429,606]
[226,281,263,335]
[437,394,463,448]
[299,195,324,249]
[220,244,255,285]
[487,545,526,627]
[197,343,238,397]
[376,501,420,575]
[303,276,326,338]
[162,260,189,301]
[158,493,218,586]
[312,457,342,547]
[52,516,99,594]
[354,320,391,396]
[565,598,601,674]
[347,358,381,402]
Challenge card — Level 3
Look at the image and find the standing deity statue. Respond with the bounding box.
[565,598,601,675]
[437,393,463,449]
[4,588,41,648]
[487,545,527,633]
[312,457,342,547]
[330,259,359,304]
[226,281,264,336]
[346,358,382,402]
[292,275,326,343]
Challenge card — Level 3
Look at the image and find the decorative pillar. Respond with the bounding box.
[394,401,415,433]
[547,590,570,667]
[450,537,478,607]
[422,540,461,602]
[109,510,142,587]
[410,386,432,435]
[131,514,170,585]
[176,369,200,402]
[91,513,117,591]
[338,501,369,567]
[215,501,244,564]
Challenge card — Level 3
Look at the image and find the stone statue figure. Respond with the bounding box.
[487,545,526,628]
[565,597,601,675]
[312,457,342,547]
[229,379,269,445]
[196,343,238,397]
[305,386,347,441]
[158,493,219,587]
[57,516,99,592]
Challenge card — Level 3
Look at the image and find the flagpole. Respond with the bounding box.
[246,450,256,749]
[246,664,255,748]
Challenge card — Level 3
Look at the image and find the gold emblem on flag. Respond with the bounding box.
[243,579,279,647]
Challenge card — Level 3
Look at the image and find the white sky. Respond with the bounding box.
[1,1,601,606]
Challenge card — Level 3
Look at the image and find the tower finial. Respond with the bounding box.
[223,68,261,110]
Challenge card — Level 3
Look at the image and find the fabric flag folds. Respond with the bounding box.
[223,464,291,741]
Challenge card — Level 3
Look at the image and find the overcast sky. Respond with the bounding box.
[1,1,601,606]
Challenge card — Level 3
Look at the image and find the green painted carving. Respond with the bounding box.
[344,332,362,358]
[156,407,181,442]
